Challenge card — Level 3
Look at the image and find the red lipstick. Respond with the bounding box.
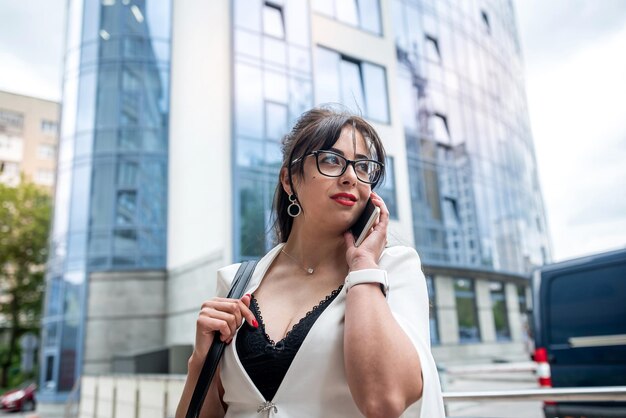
[331,193,357,207]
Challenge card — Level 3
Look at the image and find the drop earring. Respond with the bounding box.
[287,194,301,217]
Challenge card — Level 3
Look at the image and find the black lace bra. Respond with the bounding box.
[235,284,343,401]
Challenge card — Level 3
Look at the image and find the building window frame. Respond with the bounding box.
[490,280,512,341]
[38,143,57,160]
[454,277,481,343]
[312,0,383,36]
[41,119,59,135]
[376,156,399,219]
[426,275,440,345]
[481,10,491,35]
[0,109,24,131]
[315,45,390,124]
[263,2,285,39]
[425,34,441,64]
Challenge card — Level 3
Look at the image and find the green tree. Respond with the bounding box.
[0,179,51,388]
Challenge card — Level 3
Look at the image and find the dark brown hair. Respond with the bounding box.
[272,106,387,243]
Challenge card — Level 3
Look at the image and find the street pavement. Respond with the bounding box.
[1,365,543,418]
[0,412,37,417]
[444,365,543,418]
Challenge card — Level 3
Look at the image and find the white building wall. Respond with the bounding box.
[168,0,233,270]
[435,276,459,345]
[84,271,167,375]
[166,250,224,346]
[162,0,532,365]
[505,282,523,341]
[476,280,497,343]
[166,0,234,347]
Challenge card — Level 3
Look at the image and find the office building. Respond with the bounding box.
[40,0,550,406]
[0,90,59,191]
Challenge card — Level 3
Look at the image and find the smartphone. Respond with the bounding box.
[350,198,380,247]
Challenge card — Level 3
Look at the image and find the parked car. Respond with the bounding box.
[0,381,36,412]
[531,248,626,418]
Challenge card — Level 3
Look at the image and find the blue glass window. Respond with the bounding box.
[340,58,366,113]
[481,10,491,35]
[234,0,313,261]
[426,276,440,345]
[425,34,441,64]
[431,113,451,144]
[362,63,389,123]
[235,0,262,32]
[315,47,390,123]
[454,278,481,343]
[116,191,137,225]
[42,0,171,397]
[239,176,268,258]
[490,281,511,341]
[263,2,285,39]
[376,156,398,219]
[235,64,264,138]
[517,284,527,314]
[312,0,382,35]
[265,101,289,140]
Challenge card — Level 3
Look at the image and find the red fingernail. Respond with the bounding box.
[244,293,251,299]
[252,319,258,328]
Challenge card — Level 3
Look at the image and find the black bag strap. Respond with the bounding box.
[186,260,258,418]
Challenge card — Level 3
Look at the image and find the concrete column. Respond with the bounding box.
[435,276,459,345]
[84,271,166,374]
[505,282,523,341]
[475,279,496,343]
[166,249,225,348]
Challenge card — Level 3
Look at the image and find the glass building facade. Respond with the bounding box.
[233,0,313,259]
[41,0,170,398]
[42,0,549,400]
[233,0,549,271]
[393,0,549,274]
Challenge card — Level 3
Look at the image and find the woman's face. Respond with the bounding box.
[286,125,375,234]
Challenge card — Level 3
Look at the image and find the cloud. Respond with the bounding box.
[0,50,61,100]
[520,9,626,261]
[516,0,626,67]
[553,219,626,261]
[0,0,65,100]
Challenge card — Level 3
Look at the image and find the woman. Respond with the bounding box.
[176,107,445,417]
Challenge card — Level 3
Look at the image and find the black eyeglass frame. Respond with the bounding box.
[291,150,384,185]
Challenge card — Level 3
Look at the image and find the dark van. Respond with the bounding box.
[532,247,626,418]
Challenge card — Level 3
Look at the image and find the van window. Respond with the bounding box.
[548,262,626,345]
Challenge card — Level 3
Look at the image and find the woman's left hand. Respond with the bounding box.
[343,191,389,271]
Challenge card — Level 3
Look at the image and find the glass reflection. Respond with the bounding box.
[394,0,550,273]
[234,0,312,260]
[42,0,172,396]
[315,47,390,123]
[312,0,382,35]
[454,278,480,343]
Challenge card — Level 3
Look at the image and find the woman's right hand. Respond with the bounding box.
[191,294,258,364]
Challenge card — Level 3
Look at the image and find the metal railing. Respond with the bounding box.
[443,386,626,402]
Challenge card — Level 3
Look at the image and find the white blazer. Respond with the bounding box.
[216,243,445,417]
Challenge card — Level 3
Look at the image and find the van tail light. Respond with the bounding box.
[534,347,553,388]
[535,347,556,406]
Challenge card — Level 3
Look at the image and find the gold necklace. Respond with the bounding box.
[281,248,315,274]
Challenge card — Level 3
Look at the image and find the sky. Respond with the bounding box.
[1,0,624,262]
[514,0,626,261]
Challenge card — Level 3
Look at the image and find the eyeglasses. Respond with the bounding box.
[291,150,383,185]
